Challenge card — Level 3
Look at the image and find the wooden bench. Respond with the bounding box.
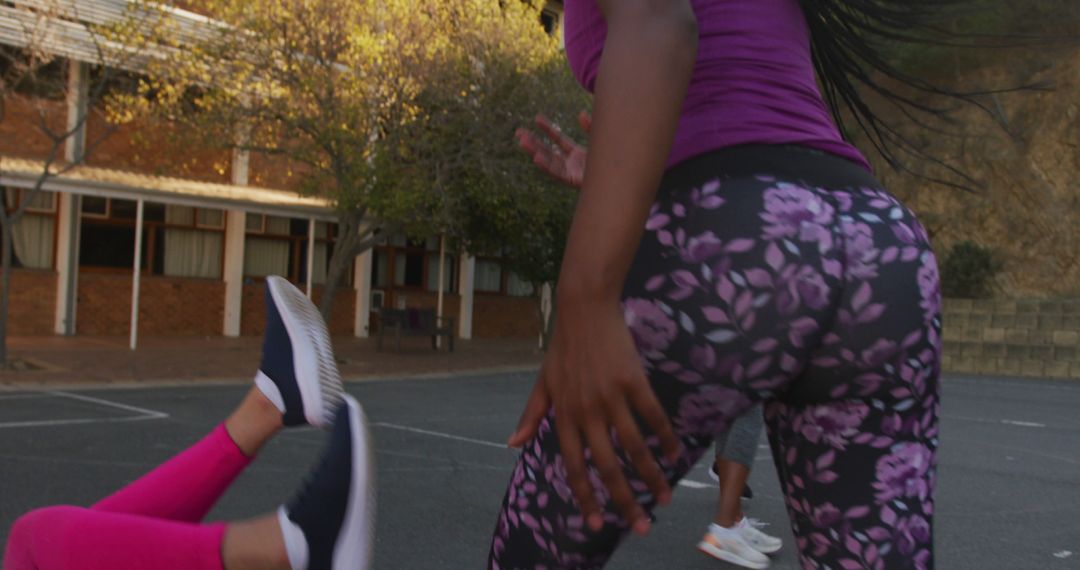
[376,308,455,352]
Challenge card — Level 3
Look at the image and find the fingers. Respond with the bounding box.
[584,420,651,536]
[556,417,604,531]
[508,371,552,448]
[610,404,672,508]
[628,380,682,464]
[534,114,579,154]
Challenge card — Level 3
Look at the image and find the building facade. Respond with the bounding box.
[1,0,557,344]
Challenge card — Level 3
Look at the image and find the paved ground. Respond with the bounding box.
[0,335,542,387]
[1,372,1078,569]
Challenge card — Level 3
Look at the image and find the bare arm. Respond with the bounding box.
[509,0,698,534]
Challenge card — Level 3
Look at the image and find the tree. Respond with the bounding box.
[370,0,585,347]
[0,1,148,367]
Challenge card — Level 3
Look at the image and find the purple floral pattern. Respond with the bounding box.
[491,173,940,570]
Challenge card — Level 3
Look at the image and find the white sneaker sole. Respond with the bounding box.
[747,539,782,555]
[333,395,376,570]
[697,540,770,569]
[266,276,344,428]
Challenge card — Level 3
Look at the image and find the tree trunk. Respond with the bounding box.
[318,210,374,321]
[0,224,13,368]
[536,281,556,352]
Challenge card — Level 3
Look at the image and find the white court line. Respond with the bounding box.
[375,422,740,492]
[0,390,168,429]
[946,415,1047,429]
[373,422,509,450]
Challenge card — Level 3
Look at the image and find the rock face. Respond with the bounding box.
[856,48,1080,298]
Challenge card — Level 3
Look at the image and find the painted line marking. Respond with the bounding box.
[1001,420,1046,428]
[1053,550,1072,559]
[0,390,168,429]
[946,415,1047,429]
[373,422,509,450]
[678,479,711,489]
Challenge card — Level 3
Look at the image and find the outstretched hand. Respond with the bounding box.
[515,112,591,189]
[507,296,681,536]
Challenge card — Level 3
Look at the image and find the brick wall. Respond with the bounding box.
[0,95,67,161]
[241,282,356,337]
[8,269,57,335]
[942,298,1080,379]
[77,273,225,336]
[474,294,540,339]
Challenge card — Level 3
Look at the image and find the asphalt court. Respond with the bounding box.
[1,372,1078,569]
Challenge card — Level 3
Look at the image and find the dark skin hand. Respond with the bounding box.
[507,0,699,536]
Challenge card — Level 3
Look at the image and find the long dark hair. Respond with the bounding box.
[800,0,1058,190]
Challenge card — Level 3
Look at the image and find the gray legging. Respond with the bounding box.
[715,404,763,468]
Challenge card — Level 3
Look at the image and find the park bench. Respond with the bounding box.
[376,308,455,352]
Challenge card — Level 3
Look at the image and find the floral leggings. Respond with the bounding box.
[489,146,941,570]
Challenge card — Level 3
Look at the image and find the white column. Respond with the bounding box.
[540,282,553,349]
[129,199,144,350]
[222,210,246,337]
[436,235,446,348]
[306,218,316,298]
[457,254,475,340]
[55,60,89,336]
[353,249,372,338]
[53,192,80,335]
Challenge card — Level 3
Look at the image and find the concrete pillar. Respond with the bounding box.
[53,192,80,335]
[54,59,89,336]
[222,209,246,337]
[353,249,372,338]
[223,147,249,337]
[306,218,316,298]
[458,254,475,340]
[129,200,144,350]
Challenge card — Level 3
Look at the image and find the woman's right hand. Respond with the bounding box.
[515,111,591,189]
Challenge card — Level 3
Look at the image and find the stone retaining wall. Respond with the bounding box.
[942,298,1080,379]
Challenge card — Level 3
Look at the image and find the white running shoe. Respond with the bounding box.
[697,523,771,569]
[734,517,783,554]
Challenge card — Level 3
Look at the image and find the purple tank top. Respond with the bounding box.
[563,0,870,171]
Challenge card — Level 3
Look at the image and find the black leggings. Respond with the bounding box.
[489,145,941,570]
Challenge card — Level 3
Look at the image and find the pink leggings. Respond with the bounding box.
[3,424,252,570]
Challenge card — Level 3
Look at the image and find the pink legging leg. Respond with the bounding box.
[4,424,253,570]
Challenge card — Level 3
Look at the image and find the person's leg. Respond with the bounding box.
[764,186,941,570]
[713,405,764,527]
[489,164,845,569]
[4,397,372,570]
[91,387,276,520]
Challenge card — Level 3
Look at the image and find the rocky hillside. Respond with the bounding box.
[856,45,1080,298]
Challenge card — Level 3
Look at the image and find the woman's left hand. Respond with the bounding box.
[508,293,681,535]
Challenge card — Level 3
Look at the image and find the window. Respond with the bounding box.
[244,215,342,285]
[3,188,57,269]
[370,234,457,295]
[475,259,502,293]
[506,272,535,297]
[78,198,224,278]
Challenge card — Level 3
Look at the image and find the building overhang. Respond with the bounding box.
[1,155,338,221]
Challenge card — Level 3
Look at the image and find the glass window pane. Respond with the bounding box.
[243,237,289,277]
[245,213,265,232]
[265,216,290,235]
[372,250,389,288]
[24,190,56,212]
[166,205,195,225]
[427,254,456,292]
[475,260,502,292]
[111,199,138,220]
[81,196,108,216]
[196,208,224,228]
[507,272,535,297]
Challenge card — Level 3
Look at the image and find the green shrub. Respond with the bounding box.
[940,241,1002,299]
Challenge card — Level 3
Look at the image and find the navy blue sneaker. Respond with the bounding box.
[279,395,375,570]
[255,276,344,429]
